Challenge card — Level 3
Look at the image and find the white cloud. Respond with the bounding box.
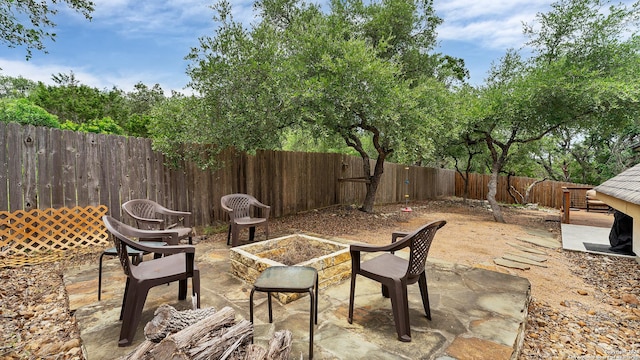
[0,59,188,94]
[434,0,550,50]
[0,59,100,87]
[90,0,215,38]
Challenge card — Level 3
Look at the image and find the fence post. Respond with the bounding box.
[562,187,571,224]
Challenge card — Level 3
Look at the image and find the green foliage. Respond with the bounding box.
[0,75,37,98]
[29,72,119,124]
[0,0,94,59]
[0,73,167,137]
[80,117,124,135]
[520,0,640,185]
[0,98,60,127]
[122,83,166,137]
[281,128,358,155]
[28,72,158,136]
[59,120,78,131]
[60,117,124,134]
[147,94,218,168]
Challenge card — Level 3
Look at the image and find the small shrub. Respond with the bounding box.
[0,98,60,128]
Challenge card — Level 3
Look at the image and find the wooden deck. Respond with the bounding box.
[565,208,614,228]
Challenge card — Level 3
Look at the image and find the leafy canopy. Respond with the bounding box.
[175,0,460,211]
[0,0,94,59]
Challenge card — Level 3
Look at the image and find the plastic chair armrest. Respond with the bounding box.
[129,213,165,227]
[157,207,191,217]
[391,231,410,243]
[126,240,195,255]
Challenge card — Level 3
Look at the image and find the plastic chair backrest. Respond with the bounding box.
[406,220,446,281]
[221,194,254,219]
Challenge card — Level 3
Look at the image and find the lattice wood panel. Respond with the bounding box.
[0,206,109,266]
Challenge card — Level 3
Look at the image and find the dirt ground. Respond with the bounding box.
[336,201,601,310]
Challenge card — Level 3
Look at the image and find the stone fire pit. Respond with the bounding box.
[229,234,351,303]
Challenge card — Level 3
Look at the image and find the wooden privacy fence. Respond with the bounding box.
[454,172,592,208]
[0,122,456,227]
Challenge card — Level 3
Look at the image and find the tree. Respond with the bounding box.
[0,75,37,98]
[0,0,94,59]
[29,72,128,127]
[122,83,166,137]
[181,0,461,212]
[459,0,640,222]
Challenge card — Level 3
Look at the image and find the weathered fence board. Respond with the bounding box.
[76,131,89,207]
[50,128,64,208]
[36,126,51,209]
[62,130,78,208]
[455,172,589,208]
[7,123,23,212]
[0,123,7,212]
[22,125,37,211]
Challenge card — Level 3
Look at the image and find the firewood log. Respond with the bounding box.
[123,306,235,360]
[243,344,267,360]
[266,330,292,360]
[188,319,253,360]
[144,304,218,342]
[119,305,292,360]
[117,340,155,360]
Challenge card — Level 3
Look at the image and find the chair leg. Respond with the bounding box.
[308,287,315,359]
[98,252,106,301]
[389,280,411,342]
[227,225,232,245]
[178,279,187,300]
[120,278,131,321]
[382,284,390,298]
[348,273,357,324]
[192,271,201,308]
[249,287,256,343]
[119,285,150,347]
[249,226,255,242]
[267,291,273,323]
[265,223,269,240]
[232,224,240,247]
[418,273,431,320]
[314,275,319,325]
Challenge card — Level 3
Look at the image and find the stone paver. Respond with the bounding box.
[64,238,531,360]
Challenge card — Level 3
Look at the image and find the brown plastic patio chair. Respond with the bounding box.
[122,199,194,244]
[348,220,446,342]
[220,194,270,247]
[102,215,200,347]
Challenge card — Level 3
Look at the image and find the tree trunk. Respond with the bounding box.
[361,156,385,213]
[487,169,505,223]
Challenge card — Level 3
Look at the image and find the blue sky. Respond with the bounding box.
[0,0,552,94]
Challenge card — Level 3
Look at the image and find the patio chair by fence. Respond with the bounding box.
[102,215,200,346]
[122,199,193,244]
[348,220,446,342]
[221,194,270,247]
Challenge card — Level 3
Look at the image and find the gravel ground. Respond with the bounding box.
[1,199,639,359]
